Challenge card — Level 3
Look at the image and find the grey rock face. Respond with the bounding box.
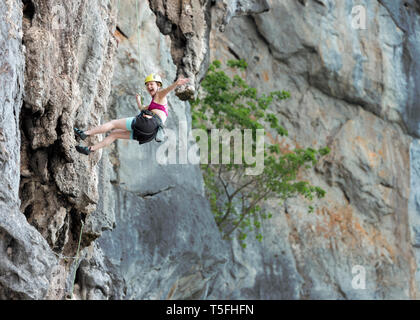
[148,0,212,100]
[2,0,420,300]
[0,0,24,206]
[9,0,117,299]
[409,140,420,287]
[60,0,420,300]
[214,0,270,30]
[0,0,57,300]
[0,203,57,300]
[379,0,420,138]
[75,2,230,299]
[148,0,271,101]
[95,186,228,299]
[209,0,420,299]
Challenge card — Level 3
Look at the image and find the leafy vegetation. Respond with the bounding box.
[190,59,330,248]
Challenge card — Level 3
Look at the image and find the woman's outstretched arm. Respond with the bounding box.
[156,76,190,100]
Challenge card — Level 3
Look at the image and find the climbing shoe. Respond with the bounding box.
[74,128,88,140]
[75,145,92,155]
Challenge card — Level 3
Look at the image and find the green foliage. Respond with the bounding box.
[190,59,330,248]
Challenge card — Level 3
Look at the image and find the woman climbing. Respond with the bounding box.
[74,73,189,155]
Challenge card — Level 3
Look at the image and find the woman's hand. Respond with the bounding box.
[155,77,190,100]
[135,93,143,110]
[176,77,190,86]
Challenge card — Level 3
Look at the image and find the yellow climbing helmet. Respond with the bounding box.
[144,73,162,86]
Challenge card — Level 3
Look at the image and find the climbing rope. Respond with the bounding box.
[135,0,142,76]
[114,0,144,103]
[135,0,145,104]
[114,0,121,34]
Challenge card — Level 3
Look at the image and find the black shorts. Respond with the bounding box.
[130,113,159,144]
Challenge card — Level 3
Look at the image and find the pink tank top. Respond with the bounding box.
[148,98,168,116]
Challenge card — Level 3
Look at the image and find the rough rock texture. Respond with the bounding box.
[213,0,270,30]
[147,0,212,100]
[409,140,420,288]
[148,0,270,100]
[209,0,420,298]
[378,0,420,138]
[2,0,420,300]
[74,1,230,299]
[0,0,56,300]
[5,0,118,299]
[76,0,420,300]
[2,0,272,300]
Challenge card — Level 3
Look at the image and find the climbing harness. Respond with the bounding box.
[132,109,166,143]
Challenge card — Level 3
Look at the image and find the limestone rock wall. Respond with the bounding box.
[0,0,56,299]
[1,0,420,300]
[148,0,270,100]
[74,0,276,300]
[78,0,420,300]
[209,0,420,299]
[74,0,229,300]
[1,0,118,299]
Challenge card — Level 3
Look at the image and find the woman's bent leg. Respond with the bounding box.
[90,130,131,151]
[85,118,128,136]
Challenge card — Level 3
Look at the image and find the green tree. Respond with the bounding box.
[190,60,330,248]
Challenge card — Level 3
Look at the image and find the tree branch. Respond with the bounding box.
[218,171,258,226]
[223,188,271,239]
